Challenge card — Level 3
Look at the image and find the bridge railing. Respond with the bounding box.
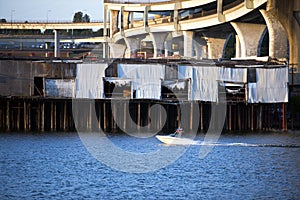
[104,0,181,4]
[2,20,104,24]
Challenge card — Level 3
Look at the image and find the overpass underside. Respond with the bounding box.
[102,0,299,74]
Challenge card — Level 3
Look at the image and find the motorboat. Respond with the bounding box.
[155,128,198,145]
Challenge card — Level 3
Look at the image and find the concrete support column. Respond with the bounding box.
[204,37,227,59]
[54,30,60,57]
[103,5,108,37]
[103,42,109,59]
[129,12,134,28]
[144,6,149,32]
[260,9,288,59]
[231,22,266,57]
[174,2,180,32]
[124,37,140,58]
[150,32,169,58]
[45,42,51,57]
[165,39,172,57]
[217,0,226,22]
[245,0,254,9]
[235,35,241,58]
[193,37,207,59]
[267,0,300,72]
[123,11,130,30]
[103,5,108,59]
[119,6,124,34]
[183,31,194,57]
[110,10,119,37]
[109,43,126,58]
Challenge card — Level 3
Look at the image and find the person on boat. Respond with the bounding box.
[170,127,183,137]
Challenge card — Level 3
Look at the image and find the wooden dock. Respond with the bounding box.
[0,97,288,133]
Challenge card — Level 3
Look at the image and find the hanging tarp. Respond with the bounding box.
[162,80,187,90]
[193,66,219,102]
[219,67,247,83]
[178,65,219,102]
[104,77,132,87]
[45,79,75,98]
[248,67,288,103]
[118,64,165,99]
[75,63,108,99]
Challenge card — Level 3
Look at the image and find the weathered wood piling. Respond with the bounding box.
[0,97,288,133]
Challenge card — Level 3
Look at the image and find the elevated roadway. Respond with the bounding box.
[0,22,106,30]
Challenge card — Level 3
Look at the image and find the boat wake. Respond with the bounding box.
[155,135,300,148]
[195,141,300,148]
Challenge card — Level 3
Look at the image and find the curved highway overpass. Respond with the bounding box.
[0,0,298,72]
[103,0,299,72]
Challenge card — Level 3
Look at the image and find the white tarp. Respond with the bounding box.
[75,63,108,99]
[219,67,247,83]
[248,67,288,103]
[118,64,165,99]
[104,78,131,87]
[162,80,187,90]
[45,79,75,98]
[193,67,219,102]
[178,65,219,102]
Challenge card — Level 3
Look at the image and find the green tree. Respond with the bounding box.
[73,12,91,23]
[83,14,90,22]
[73,11,84,22]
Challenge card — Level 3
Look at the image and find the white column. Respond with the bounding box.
[231,22,266,57]
[183,31,194,57]
[217,0,226,22]
[124,37,140,58]
[54,30,60,57]
[235,35,241,58]
[165,39,172,57]
[109,43,126,58]
[144,6,149,32]
[150,32,169,58]
[103,5,108,59]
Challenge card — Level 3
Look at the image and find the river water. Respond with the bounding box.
[0,132,299,199]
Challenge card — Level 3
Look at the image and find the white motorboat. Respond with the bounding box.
[155,135,198,145]
[155,128,198,145]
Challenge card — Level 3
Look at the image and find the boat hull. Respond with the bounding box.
[156,135,197,145]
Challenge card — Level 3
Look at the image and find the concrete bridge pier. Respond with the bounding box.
[150,32,169,58]
[260,9,288,60]
[164,38,172,57]
[268,0,300,73]
[193,37,207,59]
[109,43,126,58]
[203,34,227,59]
[183,31,194,58]
[231,22,266,58]
[124,37,141,58]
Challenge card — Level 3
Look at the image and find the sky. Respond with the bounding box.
[0,0,104,22]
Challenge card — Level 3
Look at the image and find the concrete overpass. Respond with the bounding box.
[103,0,300,74]
[0,21,108,57]
[0,0,299,74]
[0,22,105,30]
[0,35,106,44]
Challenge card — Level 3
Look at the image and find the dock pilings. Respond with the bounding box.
[0,97,288,133]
